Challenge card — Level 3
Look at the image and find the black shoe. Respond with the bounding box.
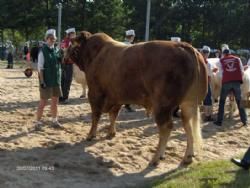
[204,116,214,122]
[243,122,248,127]
[124,105,135,112]
[51,121,64,130]
[59,97,65,102]
[59,97,68,103]
[173,112,180,118]
[231,158,250,170]
[214,121,222,126]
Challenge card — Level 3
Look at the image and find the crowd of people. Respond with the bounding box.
[198,43,250,169]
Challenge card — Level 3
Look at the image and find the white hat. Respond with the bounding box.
[45,29,56,39]
[171,37,181,42]
[66,28,76,34]
[202,45,211,53]
[221,44,229,53]
[125,29,135,36]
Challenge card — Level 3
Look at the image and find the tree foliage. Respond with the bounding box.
[0,0,250,49]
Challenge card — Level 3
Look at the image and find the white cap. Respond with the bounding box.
[45,29,56,39]
[125,29,135,36]
[66,28,76,34]
[202,45,211,53]
[171,37,181,42]
[221,44,229,53]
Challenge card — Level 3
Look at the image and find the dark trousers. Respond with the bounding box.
[204,84,212,106]
[216,82,247,124]
[61,64,73,99]
[7,61,13,69]
[242,147,250,163]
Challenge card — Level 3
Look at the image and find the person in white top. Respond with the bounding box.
[201,45,214,121]
[34,29,63,130]
[124,29,135,45]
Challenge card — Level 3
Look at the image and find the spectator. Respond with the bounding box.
[34,29,63,130]
[214,44,247,126]
[30,42,39,63]
[23,43,29,60]
[59,28,76,103]
[171,36,181,118]
[6,50,13,69]
[123,29,136,112]
[201,45,214,121]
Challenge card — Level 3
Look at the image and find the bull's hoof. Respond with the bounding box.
[149,160,160,166]
[160,155,166,160]
[149,157,160,166]
[106,132,116,140]
[86,135,96,141]
[182,155,193,165]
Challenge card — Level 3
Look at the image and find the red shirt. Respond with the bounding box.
[60,37,71,49]
[61,37,73,64]
[220,55,242,84]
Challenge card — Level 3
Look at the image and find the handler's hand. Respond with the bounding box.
[40,82,46,89]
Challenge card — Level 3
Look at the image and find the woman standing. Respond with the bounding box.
[34,29,62,130]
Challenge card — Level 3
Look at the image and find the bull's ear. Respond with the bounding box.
[76,31,92,46]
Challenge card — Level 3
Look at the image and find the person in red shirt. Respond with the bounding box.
[214,44,247,126]
[59,28,76,103]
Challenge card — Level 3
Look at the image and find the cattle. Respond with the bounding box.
[66,31,208,165]
[73,64,87,98]
[208,58,221,101]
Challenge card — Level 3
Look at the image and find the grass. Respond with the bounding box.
[152,160,250,188]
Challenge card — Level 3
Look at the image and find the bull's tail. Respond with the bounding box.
[180,43,207,155]
[192,106,202,153]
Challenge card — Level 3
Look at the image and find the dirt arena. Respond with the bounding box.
[0,62,249,188]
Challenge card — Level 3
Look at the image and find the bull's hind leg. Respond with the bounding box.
[180,103,202,164]
[150,106,173,166]
[107,105,121,139]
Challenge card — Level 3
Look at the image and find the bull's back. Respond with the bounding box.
[89,41,206,105]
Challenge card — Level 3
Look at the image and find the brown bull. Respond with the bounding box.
[67,31,208,165]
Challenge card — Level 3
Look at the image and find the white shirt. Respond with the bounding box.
[206,61,212,77]
[37,51,44,72]
[247,58,250,67]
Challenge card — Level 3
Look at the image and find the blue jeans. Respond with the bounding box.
[204,84,212,106]
[216,82,247,124]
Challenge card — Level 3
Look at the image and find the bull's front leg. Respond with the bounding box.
[87,94,104,141]
[87,111,102,141]
[107,105,121,139]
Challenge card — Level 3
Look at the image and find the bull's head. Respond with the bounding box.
[65,31,92,71]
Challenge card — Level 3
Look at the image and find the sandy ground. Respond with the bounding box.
[0,62,249,188]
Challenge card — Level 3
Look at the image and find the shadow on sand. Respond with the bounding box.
[0,130,183,188]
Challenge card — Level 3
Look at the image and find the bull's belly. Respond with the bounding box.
[102,93,151,112]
